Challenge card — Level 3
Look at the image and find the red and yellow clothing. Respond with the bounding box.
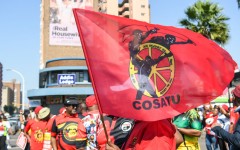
[124,119,176,150]
[46,115,56,132]
[52,113,86,150]
[24,119,48,150]
[43,115,56,150]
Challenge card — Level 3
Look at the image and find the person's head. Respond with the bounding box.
[78,102,87,114]
[212,107,219,116]
[38,107,51,121]
[232,85,240,107]
[34,106,43,119]
[203,104,210,111]
[85,95,98,111]
[22,109,30,121]
[64,97,79,115]
[0,115,2,122]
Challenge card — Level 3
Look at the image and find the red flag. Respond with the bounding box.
[73,9,237,121]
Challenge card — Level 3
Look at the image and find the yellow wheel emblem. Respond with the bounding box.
[129,43,174,97]
[63,123,78,141]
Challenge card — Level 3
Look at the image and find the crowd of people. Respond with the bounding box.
[0,85,239,150]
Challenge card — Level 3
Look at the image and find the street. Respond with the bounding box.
[199,131,207,150]
[8,131,22,150]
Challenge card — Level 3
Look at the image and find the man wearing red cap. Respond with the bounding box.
[24,105,49,150]
[211,85,240,150]
[81,95,101,150]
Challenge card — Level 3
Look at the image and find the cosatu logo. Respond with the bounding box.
[34,130,44,143]
[63,123,78,141]
[129,43,174,99]
[128,28,192,100]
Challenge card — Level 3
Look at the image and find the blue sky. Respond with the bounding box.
[0,0,239,97]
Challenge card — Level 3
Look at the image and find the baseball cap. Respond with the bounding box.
[221,104,229,112]
[64,97,79,106]
[34,106,43,115]
[38,107,50,119]
[86,95,97,107]
[232,85,240,97]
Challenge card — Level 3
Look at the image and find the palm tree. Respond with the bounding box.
[179,1,229,45]
[237,0,240,8]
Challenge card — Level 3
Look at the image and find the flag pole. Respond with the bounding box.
[100,114,109,142]
[228,82,232,108]
[73,9,109,142]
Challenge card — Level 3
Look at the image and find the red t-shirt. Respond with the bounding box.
[124,119,176,150]
[24,119,48,150]
[204,112,219,135]
[52,113,86,150]
[45,115,56,132]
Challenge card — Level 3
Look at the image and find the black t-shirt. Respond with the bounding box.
[103,115,135,148]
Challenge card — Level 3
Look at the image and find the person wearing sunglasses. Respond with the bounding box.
[51,97,87,150]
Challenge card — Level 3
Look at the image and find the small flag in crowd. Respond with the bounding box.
[73,9,236,121]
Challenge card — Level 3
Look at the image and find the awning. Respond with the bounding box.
[27,87,94,99]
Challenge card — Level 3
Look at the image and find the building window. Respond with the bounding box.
[67,71,84,82]
[141,5,145,8]
[88,72,91,82]
[50,71,62,84]
[141,13,145,16]
[77,71,84,82]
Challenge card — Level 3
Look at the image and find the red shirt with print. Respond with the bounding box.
[24,119,48,150]
[52,112,86,150]
[204,112,218,135]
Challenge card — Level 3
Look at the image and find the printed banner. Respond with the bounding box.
[49,0,93,46]
[73,9,237,121]
[16,132,27,150]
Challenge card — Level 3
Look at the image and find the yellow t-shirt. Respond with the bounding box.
[177,135,200,150]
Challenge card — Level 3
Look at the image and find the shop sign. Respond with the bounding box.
[58,74,76,85]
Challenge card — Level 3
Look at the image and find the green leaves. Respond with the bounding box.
[180,0,230,45]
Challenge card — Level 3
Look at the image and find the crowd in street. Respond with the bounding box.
[1,85,240,150]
